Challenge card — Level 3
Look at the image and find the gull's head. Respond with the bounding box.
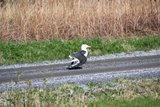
[81,44,91,51]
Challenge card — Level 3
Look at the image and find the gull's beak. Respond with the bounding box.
[87,45,91,48]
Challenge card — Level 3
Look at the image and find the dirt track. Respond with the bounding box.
[0,50,160,92]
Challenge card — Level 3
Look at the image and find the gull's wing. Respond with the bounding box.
[70,50,87,67]
[70,51,85,58]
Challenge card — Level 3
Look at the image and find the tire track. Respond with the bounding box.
[0,54,160,83]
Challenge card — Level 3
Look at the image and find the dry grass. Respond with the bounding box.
[0,0,160,41]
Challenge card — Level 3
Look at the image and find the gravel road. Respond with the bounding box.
[0,50,160,92]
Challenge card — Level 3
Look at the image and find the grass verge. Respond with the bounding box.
[0,78,160,107]
[89,97,160,107]
[0,35,160,65]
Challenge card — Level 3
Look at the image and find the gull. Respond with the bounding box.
[67,44,91,69]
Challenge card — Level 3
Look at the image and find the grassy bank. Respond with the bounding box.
[0,36,160,65]
[89,97,160,107]
[0,0,160,41]
[0,78,159,107]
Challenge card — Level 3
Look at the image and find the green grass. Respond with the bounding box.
[0,78,160,107]
[89,97,160,107]
[0,35,160,65]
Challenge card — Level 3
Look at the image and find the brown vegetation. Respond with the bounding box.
[0,0,160,41]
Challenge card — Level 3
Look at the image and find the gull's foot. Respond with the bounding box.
[66,66,82,70]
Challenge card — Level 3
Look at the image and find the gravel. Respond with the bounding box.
[0,49,160,92]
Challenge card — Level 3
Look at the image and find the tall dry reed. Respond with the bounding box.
[0,0,160,41]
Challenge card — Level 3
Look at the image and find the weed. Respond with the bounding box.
[0,78,159,107]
